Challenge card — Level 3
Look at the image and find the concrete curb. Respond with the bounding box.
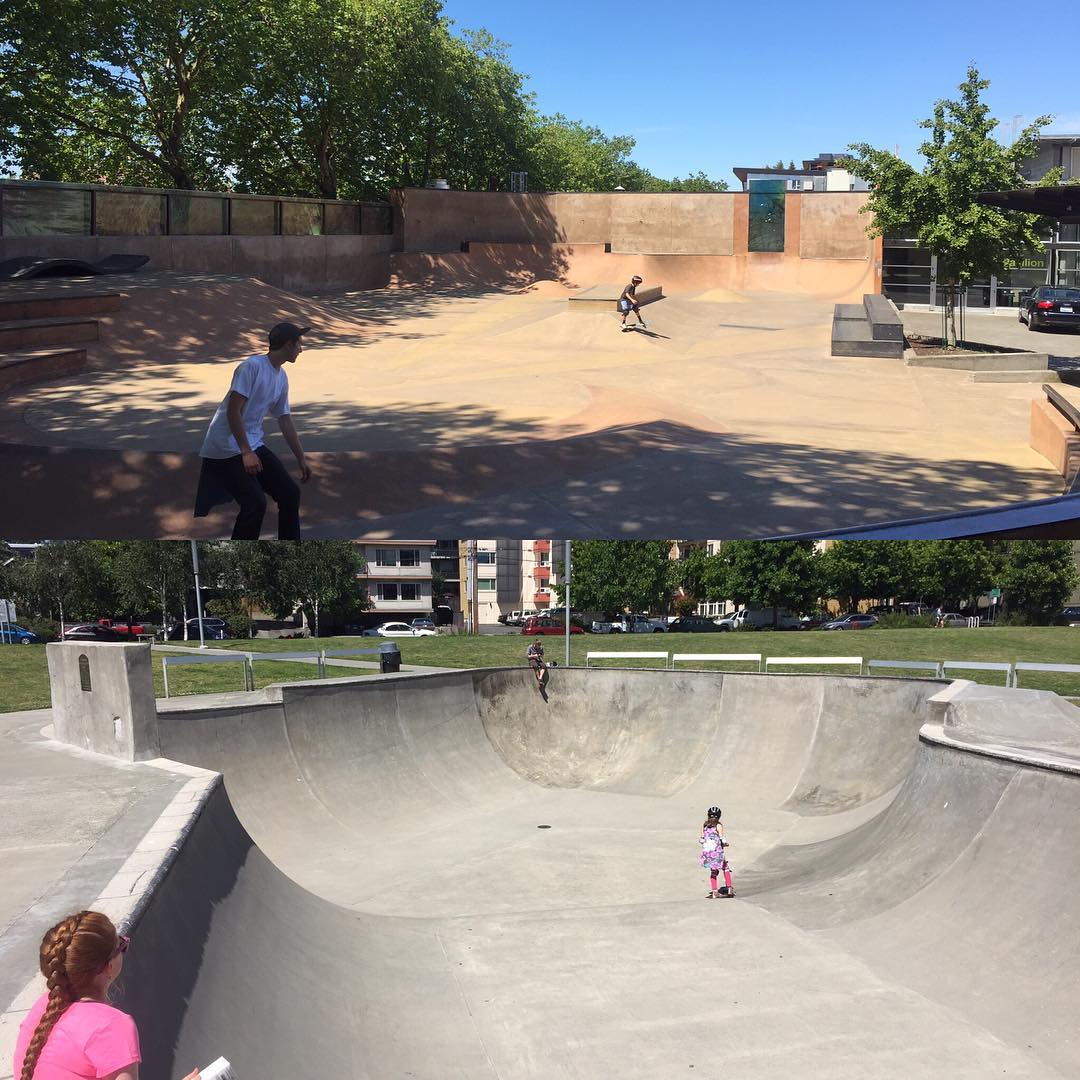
[919,722,1080,777]
[0,759,221,1080]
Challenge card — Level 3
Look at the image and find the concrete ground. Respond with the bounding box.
[4,669,1078,1079]
[1,274,1073,538]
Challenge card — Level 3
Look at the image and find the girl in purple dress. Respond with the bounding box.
[700,807,734,898]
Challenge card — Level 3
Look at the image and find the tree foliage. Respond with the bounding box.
[557,541,673,614]
[706,540,821,624]
[1,0,723,196]
[847,66,1055,344]
[1000,541,1079,621]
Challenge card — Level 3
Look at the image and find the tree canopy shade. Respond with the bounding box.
[0,0,725,198]
[847,66,1056,344]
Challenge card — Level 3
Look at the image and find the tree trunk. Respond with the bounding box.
[945,280,958,348]
[313,598,320,639]
[58,600,65,640]
[182,598,189,640]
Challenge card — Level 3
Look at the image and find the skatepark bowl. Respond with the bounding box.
[0,255,1069,539]
[5,666,1080,1079]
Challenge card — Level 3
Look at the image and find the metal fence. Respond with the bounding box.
[0,179,393,238]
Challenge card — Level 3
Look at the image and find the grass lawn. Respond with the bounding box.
[2,626,1078,713]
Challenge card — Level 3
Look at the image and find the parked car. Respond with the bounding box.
[936,613,970,628]
[410,618,436,631]
[1018,286,1080,332]
[98,618,145,636]
[1061,605,1080,625]
[522,616,584,636]
[63,624,128,642]
[799,614,829,630]
[590,613,667,634]
[364,621,436,637]
[716,608,801,631]
[668,615,719,633]
[821,614,878,631]
[165,618,230,641]
[500,610,538,628]
[0,623,42,644]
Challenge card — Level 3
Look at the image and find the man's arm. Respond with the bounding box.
[226,391,262,475]
[278,414,312,482]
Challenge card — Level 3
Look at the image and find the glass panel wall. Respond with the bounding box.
[170,194,227,235]
[1058,250,1080,290]
[281,202,322,235]
[747,178,785,252]
[882,242,931,306]
[95,192,166,235]
[1,186,91,235]
[323,202,359,234]
[229,198,277,235]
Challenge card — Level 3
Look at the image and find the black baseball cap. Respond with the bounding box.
[268,322,311,349]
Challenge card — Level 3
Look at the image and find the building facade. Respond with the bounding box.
[356,540,435,626]
[882,134,1080,311]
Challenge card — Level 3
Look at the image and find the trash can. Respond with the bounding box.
[379,641,401,674]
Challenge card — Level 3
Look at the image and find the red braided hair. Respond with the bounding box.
[20,911,118,1080]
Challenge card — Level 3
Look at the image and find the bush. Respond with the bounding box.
[206,600,253,639]
[20,618,61,642]
[874,614,935,630]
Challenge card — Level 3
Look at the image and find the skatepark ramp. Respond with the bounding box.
[33,670,1080,1078]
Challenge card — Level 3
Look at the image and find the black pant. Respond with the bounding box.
[205,445,301,539]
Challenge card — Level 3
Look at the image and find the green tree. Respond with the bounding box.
[555,541,672,614]
[707,541,820,626]
[249,541,369,637]
[2,0,252,188]
[1000,541,1079,622]
[666,170,729,193]
[848,66,1055,346]
[109,541,195,635]
[910,540,1003,608]
[21,542,105,635]
[819,541,914,612]
[524,115,639,192]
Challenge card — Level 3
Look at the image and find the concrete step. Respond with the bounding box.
[833,304,866,321]
[0,316,99,349]
[863,293,904,340]
[0,292,121,322]
[831,318,904,358]
[970,369,1060,384]
[0,347,87,393]
[906,351,1049,372]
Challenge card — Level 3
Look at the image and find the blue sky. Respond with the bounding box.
[442,0,1079,183]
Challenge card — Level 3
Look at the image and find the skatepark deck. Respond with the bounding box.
[4,669,1078,1078]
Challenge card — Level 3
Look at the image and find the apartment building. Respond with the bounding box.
[457,539,561,625]
[356,540,435,627]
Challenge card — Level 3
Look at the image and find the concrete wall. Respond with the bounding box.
[0,233,395,293]
[46,641,160,761]
[799,192,875,259]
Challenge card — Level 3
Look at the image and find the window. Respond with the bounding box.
[378,583,399,600]
[476,551,496,565]
[375,549,396,567]
[79,654,92,692]
[478,578,496,592]
[400,583,419,601]
[748,178,785,252]
[538,551,550,566]
[399,549,421,567]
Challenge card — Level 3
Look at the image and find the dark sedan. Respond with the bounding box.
[1019,286,1080,332]
[63,624,128,642]
[668,616,719,633]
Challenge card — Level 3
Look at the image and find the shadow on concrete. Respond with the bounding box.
[1,419,1062,540]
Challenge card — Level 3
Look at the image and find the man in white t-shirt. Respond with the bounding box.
[193,321,312,538]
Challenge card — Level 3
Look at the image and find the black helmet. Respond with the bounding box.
[707,806,721,818]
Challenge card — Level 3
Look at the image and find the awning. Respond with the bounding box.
[975,186,1080,223]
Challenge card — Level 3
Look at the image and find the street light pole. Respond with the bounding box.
[564,541,571,668]
[190,541,206,649]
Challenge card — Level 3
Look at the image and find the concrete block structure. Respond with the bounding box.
[45,641,159,761]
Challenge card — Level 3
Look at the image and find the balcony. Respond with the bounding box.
[532,540,551,554]
[532,566,551,582]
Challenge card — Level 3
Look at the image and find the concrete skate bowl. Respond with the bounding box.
[116,669,1079,1079]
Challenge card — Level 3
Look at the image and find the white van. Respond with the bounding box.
[715,607,801,631]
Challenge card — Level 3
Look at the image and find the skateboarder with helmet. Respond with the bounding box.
[700,806,734,898]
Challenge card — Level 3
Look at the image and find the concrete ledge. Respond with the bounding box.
[904,349,1050,371]
[970,368,1059,384]
[0,764,221,1080]
[0,348,87,394]
[0,293,122,322]
[1030,396,1080,483]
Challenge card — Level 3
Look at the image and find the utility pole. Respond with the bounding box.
[564,540,572,668]
[190,541,206,649]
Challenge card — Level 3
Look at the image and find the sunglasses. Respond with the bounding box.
[99,935,130,973]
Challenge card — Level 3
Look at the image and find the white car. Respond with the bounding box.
[364,622,436,638]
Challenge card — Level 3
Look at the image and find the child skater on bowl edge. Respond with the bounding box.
[700,806,734,899]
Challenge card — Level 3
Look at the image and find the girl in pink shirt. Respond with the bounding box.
[14,910,199,1080]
